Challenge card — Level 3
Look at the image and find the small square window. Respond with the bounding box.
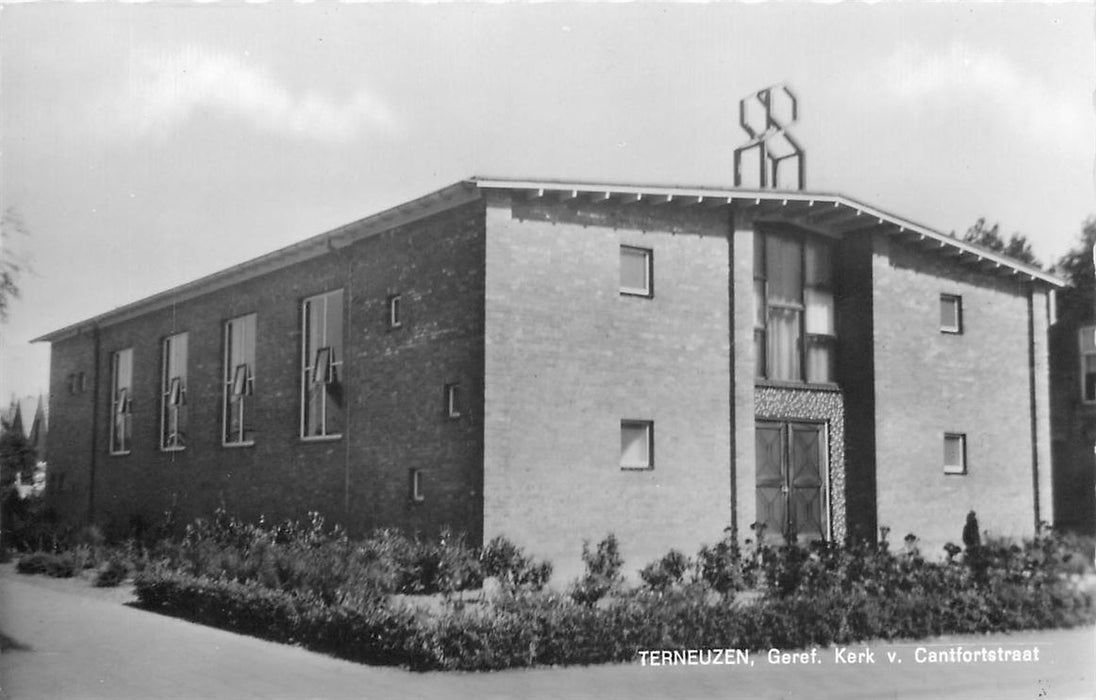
[388,294,402,329]
[944,433,967,474]
[621,420,654,469]
[410,469,425,502]
[620,246,652,297]
[940,294,962,334]
[446,383,462,418]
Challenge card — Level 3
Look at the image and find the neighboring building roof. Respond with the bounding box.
[33,177,1063,344]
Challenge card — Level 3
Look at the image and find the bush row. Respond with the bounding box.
[132,522,1096,672]
[134,560,1094,672]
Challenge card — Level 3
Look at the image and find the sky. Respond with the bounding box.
[1,2,1094,403]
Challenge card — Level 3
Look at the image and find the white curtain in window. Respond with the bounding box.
[767,307,801,381]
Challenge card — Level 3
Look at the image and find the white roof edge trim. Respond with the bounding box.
[472,177,1063,287]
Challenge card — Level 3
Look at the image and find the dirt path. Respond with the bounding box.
[1,563,1093,700]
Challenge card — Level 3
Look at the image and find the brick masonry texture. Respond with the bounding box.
[46,201,486,542]
[870,235,1049,553]
[754,385,847,543]
[42,183,1058,578]
[1048,291,1096,534]
[482,192,733,580]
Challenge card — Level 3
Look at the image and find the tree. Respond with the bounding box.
[1,418,37,553]
[959,218,1041,268]
[1052,216,1096,319]
[0,207,31,323]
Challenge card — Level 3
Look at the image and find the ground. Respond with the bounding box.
[0,563,1093,700]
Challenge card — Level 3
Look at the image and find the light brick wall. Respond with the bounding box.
[871,235,1045,552]
[483,193,732,580]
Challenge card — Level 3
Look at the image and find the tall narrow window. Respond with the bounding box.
[160,333,188,450]
[943,433,967,474]
[410,469,425,502]
[1080,326,1096,403]
[755,230,836,383]
[446,383,462,418]
[620,420,654,470]
[388,294,402,329]
[224,314,257,445]
[620,245,653,297]
[301,290,344,438]
[110,349,133,454]
[940,294,963,334]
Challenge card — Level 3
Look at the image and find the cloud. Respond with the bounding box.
[113,46,398,142]
[877,41,1089,147]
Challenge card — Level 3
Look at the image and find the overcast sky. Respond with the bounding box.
[1,3,1094,403]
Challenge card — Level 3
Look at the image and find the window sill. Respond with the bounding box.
[940,328,963,335]
[159,446,187,453]
[755,379,841,393]
[300,434,343,443]
[223,441,256,449]
[620,465,654,471]
[109,451,131,457]
[620,289,653,298]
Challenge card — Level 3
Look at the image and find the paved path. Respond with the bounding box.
[1,564,1093,700]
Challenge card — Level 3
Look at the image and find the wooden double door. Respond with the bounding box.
[755,421,827,542]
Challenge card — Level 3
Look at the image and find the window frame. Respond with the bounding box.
[109,348,134,456]
[388,294,402,329]
[410,468,425,503]
[619,245,654,298]
[943,432,967,475]
[160,332,189,452]
[620,419,655,470]
[445,383,462,419]
[223,313,257,447]
[300,290,345,440]
[754,230,837,384]
[1079,326,1096,404]
[940,294,963,334]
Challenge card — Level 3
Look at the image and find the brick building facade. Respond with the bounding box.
[36,178,1062,576]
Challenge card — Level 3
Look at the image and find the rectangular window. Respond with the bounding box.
[110,349,133,454]
[160,333,188,450]
[755,230,836,383]
[940,294,963,334]
[620,245,652,297]
[446,383,462,418]
[1080,326,1096,403]
[224,314,257,445]
[301,290,344,438]
[388,294,402,328]
[620,420,654,469]
[944,433,967,475]
[410,469,425,502]
[68,373,78,395]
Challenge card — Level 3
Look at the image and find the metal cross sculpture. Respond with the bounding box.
[733,84,805,191]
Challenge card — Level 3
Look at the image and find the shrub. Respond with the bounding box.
[695,535,757,595]
[479,536,552,591]
[639,549,691,591]
[16,551,77,578]
[570,534,623,606]
[95,557,131,587]
[15,551,51,575]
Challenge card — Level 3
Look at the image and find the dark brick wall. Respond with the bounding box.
[836,233,878,543]
[1049,291,1096,534]
[43,201,486,542]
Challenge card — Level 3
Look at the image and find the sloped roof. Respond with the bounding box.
[33,177,1062,344]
